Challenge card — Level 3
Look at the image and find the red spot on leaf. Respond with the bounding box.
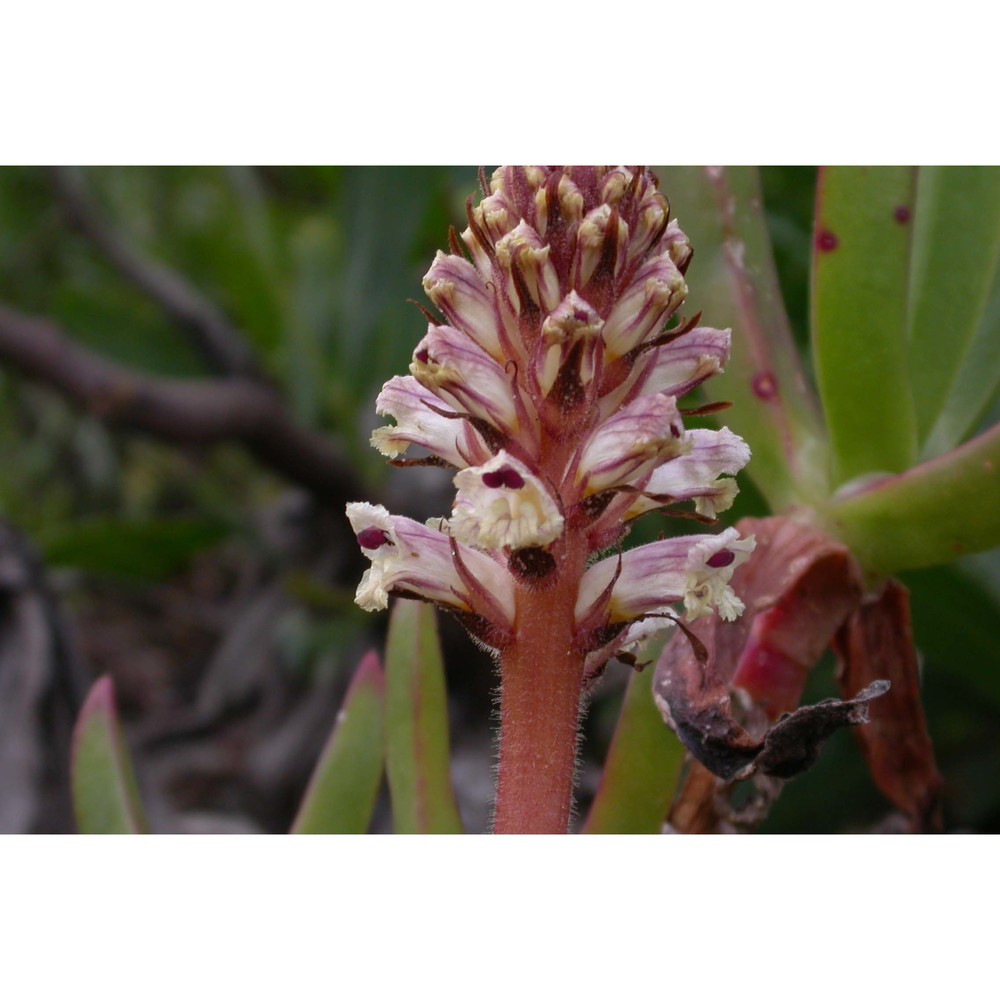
[894,205,911,224]
[752,372,778,401]
[816,229,838,252]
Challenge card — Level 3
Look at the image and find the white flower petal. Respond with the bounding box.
[575,527,754,626]
[576,394,688,496]
[410,326,518,433]
[346,502,515,625]
[626,427,751,519]
[370,376,489,469]
[451,451,564,551]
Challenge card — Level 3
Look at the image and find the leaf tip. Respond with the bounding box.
[353,649,384,692]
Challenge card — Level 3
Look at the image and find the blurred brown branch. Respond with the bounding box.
[0,302,368,508]
[45,166,264,379]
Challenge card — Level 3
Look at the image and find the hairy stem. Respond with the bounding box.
[493,539,587,834]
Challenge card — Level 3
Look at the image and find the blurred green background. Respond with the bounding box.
[0,166,996,833]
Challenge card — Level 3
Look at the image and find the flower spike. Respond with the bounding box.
[348,167,753,833]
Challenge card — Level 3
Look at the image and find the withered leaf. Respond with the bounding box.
[652,515,876,781]
[655,667,889,781]
[834,579,943,831]
[751,680,890,779]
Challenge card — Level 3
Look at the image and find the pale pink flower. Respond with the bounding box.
[349,166,753,669]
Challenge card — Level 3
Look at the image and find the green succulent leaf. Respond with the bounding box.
[583,652,685,834]
[384,599,463,834]
[659,166,829,512]
[71,676,148,834]
[811,166,918,485]
[827,421,1000,574]
[907,167,1000,454]
[290,650,385,834]
[921,260,1000,460]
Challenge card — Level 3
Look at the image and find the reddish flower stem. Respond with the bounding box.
[493,539,587,834]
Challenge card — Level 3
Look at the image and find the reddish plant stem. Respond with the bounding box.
[493,539,588,834]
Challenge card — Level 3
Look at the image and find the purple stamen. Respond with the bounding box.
[357,527,392,550]
[706,549,735,568]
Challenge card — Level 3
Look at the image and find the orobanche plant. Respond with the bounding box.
[348,166,754,833]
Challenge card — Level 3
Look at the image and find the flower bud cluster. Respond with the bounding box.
[348,166,753,668]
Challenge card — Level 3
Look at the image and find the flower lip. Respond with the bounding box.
[346,501,515,625]
[451,451,564,551]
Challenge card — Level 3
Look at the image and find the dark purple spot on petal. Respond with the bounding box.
[894,205,911,224]
[706,550,735,568]
[670,424,681,438]
[483,467,526,489]
[501,468,525,489]
[816,229,838,252]
[752,372,778,401]
[358,527,391,550]
[415,348,430,364]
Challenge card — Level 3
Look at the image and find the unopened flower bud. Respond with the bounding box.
[573,204,629,289]
[495,221,561,316]
[410,326,519,433]
[600,167,634,206]
[422,251,504,360]
[627,189,671,270]
[533,291,604,400]
[662,219,693,272]
[602,252,687,360]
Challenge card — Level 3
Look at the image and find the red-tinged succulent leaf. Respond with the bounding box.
[656,166,830,512]
[71,676,148,834]
[384,600,463,834]
[652,515,881,782]
[290,650,385,835]
[729,517,864,717]
[833,579,944,832]
[583,645,685,834]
